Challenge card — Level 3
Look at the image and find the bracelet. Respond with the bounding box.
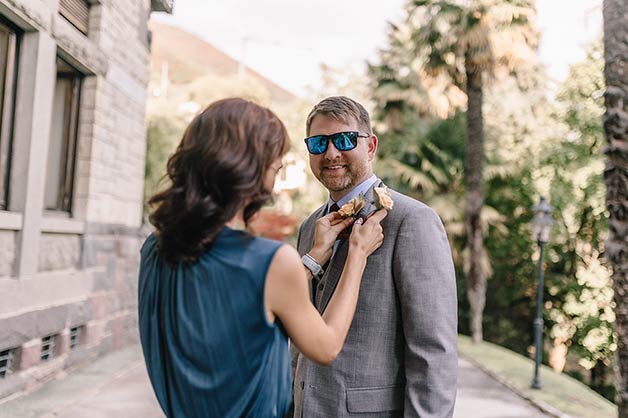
[301,253,324,278]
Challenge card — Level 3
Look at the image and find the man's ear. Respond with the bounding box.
[367,135,378,161]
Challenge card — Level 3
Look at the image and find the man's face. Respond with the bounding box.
[307,114,377,201]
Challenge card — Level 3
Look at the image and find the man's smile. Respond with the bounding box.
[322,164,347,173]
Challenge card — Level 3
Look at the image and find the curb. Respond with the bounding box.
[459,353,579,418]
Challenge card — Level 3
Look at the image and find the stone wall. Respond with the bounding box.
[0,0,170,400]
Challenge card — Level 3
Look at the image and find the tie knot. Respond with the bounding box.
[329,203,340,214]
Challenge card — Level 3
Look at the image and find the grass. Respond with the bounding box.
[458,335,617,418]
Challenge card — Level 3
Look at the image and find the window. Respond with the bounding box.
[0,348,15,378]
[41,335,56,361]
[44,57,82,212]
[59,0,90,35]
[0,19,18,209]
[69,326,83,349]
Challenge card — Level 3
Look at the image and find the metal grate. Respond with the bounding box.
[41,335,56,361]
[69,326,82,349]
[59,0,90,35]
[0,348,15,378]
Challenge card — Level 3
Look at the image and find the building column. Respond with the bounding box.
[10,31,56,277]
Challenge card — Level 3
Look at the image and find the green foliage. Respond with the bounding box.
[144,109,186,215]
[541,42,614,382]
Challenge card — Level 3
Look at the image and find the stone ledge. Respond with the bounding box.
[40,216,85,234]
[0,211,22,230]
[84,222,146,237]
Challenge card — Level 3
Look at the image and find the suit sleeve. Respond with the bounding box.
[392,206,458,418]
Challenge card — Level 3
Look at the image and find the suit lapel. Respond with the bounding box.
[301,204,327,256]
[301,205,327,303]
[317,179,385,313]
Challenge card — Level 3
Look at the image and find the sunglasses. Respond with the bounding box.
[304,131,370,155]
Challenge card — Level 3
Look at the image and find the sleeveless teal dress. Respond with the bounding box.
[138,227,291,418]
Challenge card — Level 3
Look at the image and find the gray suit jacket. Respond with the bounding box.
[290,181,457,418]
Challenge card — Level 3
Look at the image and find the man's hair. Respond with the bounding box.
[305,96,371,136]
[149,97,290,264]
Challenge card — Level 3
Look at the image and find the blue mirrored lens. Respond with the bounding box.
[306,135,328,154]
[332,132,358,151]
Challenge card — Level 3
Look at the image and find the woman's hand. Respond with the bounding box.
[349,209,387,257]
[309,212,354,266]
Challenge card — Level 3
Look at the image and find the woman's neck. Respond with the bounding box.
[226,208,246,230]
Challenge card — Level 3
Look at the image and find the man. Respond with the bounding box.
[291,96,458,418]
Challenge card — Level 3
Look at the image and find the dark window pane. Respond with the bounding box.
[45,57,81,212]
[0,20,18,209]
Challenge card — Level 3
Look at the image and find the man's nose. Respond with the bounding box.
[323,139,342,159]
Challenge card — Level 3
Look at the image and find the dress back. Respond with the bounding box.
[138,227,291,418]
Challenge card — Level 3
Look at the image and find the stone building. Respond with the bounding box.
[0,0,172,399]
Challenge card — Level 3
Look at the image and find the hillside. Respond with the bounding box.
[148,20,298,104]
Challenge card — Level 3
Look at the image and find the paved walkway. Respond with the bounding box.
[0,345,551,418]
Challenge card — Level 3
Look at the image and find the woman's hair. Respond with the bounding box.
[148,98,290,264]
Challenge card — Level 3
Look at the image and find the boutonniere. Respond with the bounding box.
[338,194,366,218]
[373,186,394,210]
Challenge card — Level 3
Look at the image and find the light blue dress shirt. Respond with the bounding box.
[326,174,378,253]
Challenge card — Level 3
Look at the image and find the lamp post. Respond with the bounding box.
[531,196,554,390]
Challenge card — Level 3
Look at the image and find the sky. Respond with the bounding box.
[154,0,603,97]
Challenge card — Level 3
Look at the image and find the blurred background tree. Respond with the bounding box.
[370,0,540,344]
[601,0,628,413]
[369,0,614,401]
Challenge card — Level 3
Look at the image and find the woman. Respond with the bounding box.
[138,98,386,418]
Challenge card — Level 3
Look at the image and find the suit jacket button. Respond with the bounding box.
[318,283,324,291]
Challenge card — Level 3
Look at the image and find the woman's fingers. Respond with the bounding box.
[364,209,388,225]
[324,211,342,222]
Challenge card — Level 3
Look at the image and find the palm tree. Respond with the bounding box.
[602,0,628,414]
[407,0,539,342]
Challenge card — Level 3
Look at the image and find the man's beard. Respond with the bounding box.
[315,161,369,194]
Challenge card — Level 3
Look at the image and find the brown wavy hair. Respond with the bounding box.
[148,98,290,264]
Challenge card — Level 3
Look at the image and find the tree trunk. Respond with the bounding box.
[465,64,486,344]
[602,0,628,415]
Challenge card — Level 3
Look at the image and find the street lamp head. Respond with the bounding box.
[532,196,554,244]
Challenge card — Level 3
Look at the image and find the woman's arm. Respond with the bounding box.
[264,210,387,365]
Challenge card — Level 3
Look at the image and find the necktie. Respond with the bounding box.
[329,202,340,214]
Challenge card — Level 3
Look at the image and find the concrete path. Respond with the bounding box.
[0,345,552,418]
[454,357,550,418]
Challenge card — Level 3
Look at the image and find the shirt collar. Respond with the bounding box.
[326,174,378,213]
